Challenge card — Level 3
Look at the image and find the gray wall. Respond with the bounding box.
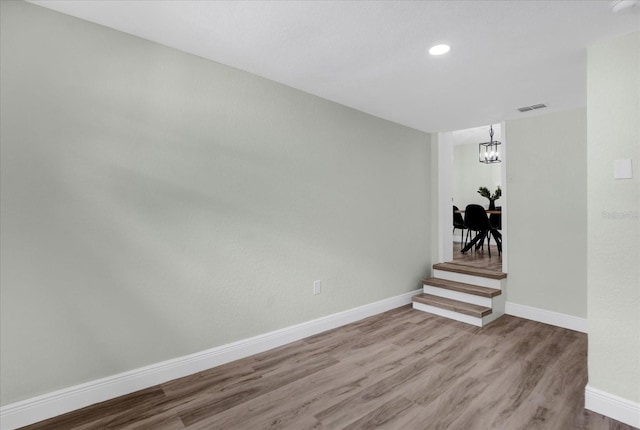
[0,1,431,405]
[587,31,639,404]
[505,108,587,318]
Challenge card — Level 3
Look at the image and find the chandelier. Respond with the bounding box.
[479,125,501,164]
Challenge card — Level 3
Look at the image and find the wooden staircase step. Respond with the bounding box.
[423,277,502,298]
[413,293,492,318]
[433,262,507,280]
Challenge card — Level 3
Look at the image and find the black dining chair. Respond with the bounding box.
[463,204,498,257]
[453,205,467,250]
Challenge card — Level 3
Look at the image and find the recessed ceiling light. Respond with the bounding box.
[429,44,450,56]
[610,0,639,14]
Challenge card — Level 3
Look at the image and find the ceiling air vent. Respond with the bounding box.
[518,103,547,112]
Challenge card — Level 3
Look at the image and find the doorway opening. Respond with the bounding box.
[435,122,507,274]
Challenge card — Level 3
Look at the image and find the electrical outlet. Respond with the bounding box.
[313,280,322,295]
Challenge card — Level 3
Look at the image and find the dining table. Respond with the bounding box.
[455,209,502,254]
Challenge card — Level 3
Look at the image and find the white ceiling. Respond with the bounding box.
[29,0,640,133]
[452,124,501,146]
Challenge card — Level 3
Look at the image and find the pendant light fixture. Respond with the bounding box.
[479,125,501,164]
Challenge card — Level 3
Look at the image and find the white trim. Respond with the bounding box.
[505,302,587,333]
[585,384,640,428]
[499,119,508,273]
[437,131,454,264]
[0,289,420,430]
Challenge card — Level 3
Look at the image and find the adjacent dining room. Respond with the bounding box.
[451,124,503,273]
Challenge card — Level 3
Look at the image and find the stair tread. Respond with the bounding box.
[413,293,492,318]
[433,262,507,280]
[423,277,502,298]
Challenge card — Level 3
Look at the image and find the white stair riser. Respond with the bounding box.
[422,285,493,308]
[413,301,505,328]
[413,302,483,327]
[433,269,504,290]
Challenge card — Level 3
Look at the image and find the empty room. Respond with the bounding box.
[1,1,638,429]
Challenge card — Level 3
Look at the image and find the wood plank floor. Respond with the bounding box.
[21,307,636,430]
[452,242,502,273]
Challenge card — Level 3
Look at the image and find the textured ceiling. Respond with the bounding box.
[29,0,640,132]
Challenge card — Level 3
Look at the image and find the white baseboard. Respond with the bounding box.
[585,384,640,428]
[0,289,420,430]
[505,302,587,333]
